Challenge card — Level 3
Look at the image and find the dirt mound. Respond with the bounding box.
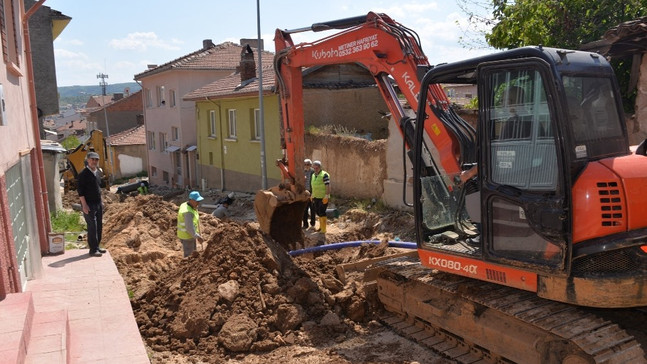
[131,214,373,362]
[100,194,387,362]
[94,191,428,363]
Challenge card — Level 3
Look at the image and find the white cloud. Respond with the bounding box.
[54,48,89,60]
[109,32,181,51]
[54,37,84,46]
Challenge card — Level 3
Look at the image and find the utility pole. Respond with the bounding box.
[97,73,113,183]
[257,0,267,189]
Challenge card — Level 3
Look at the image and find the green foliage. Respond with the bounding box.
[307,124,358,137]
[51,210,85,234]
[487,0,647,50]
[466,97,479,110]
[351,198,388,213]
[485,0,647,114]
[58,82,141,107]
[61,135,81,150]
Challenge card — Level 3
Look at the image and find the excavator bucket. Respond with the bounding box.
[254,185,310,250]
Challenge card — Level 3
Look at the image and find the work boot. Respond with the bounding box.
[319,216,327,234]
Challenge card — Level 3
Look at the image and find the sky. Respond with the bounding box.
[43,0,495,87]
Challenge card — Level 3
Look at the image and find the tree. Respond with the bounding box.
[486,0,647,50]
[461,0,647,112]
[61,135,81,150]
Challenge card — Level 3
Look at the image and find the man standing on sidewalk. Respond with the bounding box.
[78,151,106,257]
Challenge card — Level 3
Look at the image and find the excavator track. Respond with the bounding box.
[372,256,647,364]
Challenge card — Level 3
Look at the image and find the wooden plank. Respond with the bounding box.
[336,250,418,283]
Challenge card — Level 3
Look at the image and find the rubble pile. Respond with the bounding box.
[101,194,381,362]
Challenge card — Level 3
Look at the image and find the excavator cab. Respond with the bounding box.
[415,47,647,306]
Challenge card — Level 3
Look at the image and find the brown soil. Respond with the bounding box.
[88,188,445,363]
[66,185,647,363]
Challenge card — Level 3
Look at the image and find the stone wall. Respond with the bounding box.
[305,133,387,200]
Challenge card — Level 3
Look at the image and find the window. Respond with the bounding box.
[159,132,167,152]
[151,166,157,177]
[209,152,213,165]
[562,76,625,159]
[147,131,156,150]
[156,86,165,107]
[171,126,179,141]
[162,171,169,183]
[0,0,19,68]
[209,110,217,137]
[145,89,152,108]
[169,89,176,107]
[252,108,261,140]
[487,69,556,190]
[228,109,237,139]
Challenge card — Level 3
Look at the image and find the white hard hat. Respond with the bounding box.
[313,160,321,166]
[304,159,312,165]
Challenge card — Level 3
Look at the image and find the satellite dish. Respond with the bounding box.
[124,87,130,95]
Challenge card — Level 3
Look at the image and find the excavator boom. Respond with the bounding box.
[256,12,475,247]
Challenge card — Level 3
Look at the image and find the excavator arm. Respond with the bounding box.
[273,12,475,190]
[255,13,478,247]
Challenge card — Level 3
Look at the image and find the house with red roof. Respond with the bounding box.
[107,124,147,180]
[134,39,273,189]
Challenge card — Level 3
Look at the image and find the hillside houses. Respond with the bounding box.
[135,39,273,189]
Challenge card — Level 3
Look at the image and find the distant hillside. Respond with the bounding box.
[58,82,141,107]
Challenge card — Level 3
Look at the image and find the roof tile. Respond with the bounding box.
[183,65,275,100]
[107,124,145,146]
[134,41,274,80]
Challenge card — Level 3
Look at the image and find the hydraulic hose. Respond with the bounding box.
[289,240,416,256]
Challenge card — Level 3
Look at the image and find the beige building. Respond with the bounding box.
[107,124,147,180]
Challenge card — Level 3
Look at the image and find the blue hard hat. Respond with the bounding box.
[189,191,204,202]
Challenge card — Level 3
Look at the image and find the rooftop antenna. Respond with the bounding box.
[97,73,108,96]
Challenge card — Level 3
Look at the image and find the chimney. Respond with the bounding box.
[240,38,263,51]
[203,39,215,49]
[238,44,256,82]
[113,93,124,101]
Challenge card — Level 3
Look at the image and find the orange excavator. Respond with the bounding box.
[256,12,647,362]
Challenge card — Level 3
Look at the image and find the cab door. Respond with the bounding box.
[478,60,569,275]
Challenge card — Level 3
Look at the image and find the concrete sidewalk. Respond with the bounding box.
[1,249,150,363]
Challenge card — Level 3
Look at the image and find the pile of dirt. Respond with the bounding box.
[100,194,409,363]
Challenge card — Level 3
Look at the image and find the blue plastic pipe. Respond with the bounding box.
[289,240,416,256]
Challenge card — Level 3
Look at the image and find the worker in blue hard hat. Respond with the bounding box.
[177,191,205,257]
